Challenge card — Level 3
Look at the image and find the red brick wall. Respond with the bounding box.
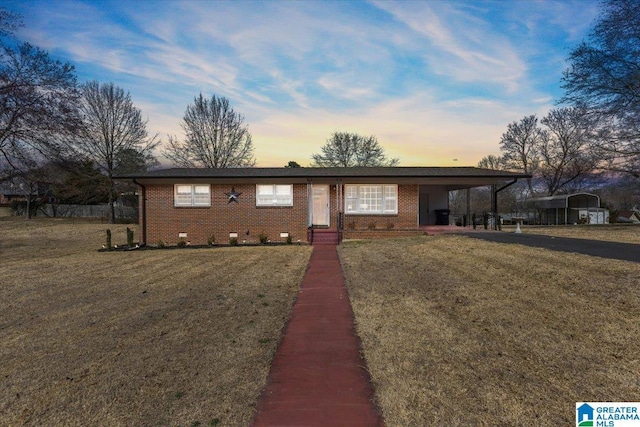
[142,183,309,245]
[343,184,418,231]
[140,183,421,244]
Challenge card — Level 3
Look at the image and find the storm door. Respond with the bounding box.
[312,185,330,226]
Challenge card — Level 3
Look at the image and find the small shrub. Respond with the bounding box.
[157,239,165,248]
[386,221,395,230]
[105,229,112,249]
[126,227,134,247]
[286,235,292,244]
[229,237,238,246]
[207,234,216,246]
[177,239,187,248]
[347,220,357,230]
[259,232,268,244]
[367,221,377,230]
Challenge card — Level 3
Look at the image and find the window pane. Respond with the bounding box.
[345,186,357,199]
[257,185,274,196]
[360,185,382,212]
[193,185,210,205]
[257,184,292,206]
[256,185,272,205]
[345,185,357,212]
[194,185,209,195]
[275,185,291,195]
[176,185,192,195]
[344,184,397,214]
[384,185,397,213]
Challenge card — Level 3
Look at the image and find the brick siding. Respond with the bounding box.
[142,183,309,245]
[343,184,419,231]
[140,183,422,245]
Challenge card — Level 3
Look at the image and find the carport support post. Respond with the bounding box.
[493,179,519,230]
[466,188,471,228]
[491,184,497,230]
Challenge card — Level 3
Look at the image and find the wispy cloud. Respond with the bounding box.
[6,0,598,167]
[371,1,527,93]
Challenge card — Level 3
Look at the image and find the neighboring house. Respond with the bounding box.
[527,193,609,225]
[119,167,528,245]
[0,179,49,207]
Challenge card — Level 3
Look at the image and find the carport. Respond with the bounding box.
[526,193,607,225]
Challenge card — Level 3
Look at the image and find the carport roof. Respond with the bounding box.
[527,192,600,209]
[119,166,528,180]
[118,166,529,189]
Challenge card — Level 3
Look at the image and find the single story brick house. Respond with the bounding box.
[119,166,527,245]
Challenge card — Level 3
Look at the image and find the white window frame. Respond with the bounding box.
[344,184,398,214]
[256,184,293,207]
[174,184,211,207]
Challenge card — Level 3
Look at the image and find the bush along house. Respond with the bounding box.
[118,167,528,245]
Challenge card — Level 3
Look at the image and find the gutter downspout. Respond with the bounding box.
[307,179,313,244]
[133,179,146,245]
[493,179,518,230]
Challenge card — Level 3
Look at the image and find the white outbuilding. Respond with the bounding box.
[526,193,609,225]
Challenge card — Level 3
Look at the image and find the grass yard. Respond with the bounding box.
[507,223,640,243]
[0,218,312,427]
[339,235,640,426]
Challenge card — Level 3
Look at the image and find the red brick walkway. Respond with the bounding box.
[252,245,383,427]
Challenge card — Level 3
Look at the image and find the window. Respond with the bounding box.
[256,184,293,206]
[345,184,397,214]
[174,184,210,207]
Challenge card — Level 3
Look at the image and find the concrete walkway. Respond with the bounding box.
[252,245,383,427]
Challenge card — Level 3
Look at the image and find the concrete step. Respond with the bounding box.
[311,230,340,245]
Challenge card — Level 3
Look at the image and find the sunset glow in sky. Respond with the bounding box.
[6,0,599,167]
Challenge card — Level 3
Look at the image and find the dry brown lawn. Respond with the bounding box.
[339,235,640,426]
[506,223,640,243]
[0,218,312,427]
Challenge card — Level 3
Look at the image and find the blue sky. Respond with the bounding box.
[6,0,599,167]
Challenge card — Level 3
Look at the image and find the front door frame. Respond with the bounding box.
[311,184,330,227]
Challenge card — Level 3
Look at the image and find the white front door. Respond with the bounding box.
[312,185,330,226]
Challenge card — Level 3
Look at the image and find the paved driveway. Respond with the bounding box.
[468,232,640,263]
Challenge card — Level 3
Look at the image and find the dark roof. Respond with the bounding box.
[117,166,529,180]
[526,192,600,209]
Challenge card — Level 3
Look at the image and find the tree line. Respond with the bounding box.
[0,10,158,222]
[8,1,636,221]
[1,7,400,222]
[480,0,640,203]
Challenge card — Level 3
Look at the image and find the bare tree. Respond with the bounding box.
[0,8,22,37]
[1,16,80,181]
[477,154,507,170]
[538,107,600,195]
[163,94,255,168]
[499,115,542,195]
[561,0,640,175]
[76,81,158,223]
[311,132,399,167]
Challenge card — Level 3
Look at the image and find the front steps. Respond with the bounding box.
[311,229,340,245]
